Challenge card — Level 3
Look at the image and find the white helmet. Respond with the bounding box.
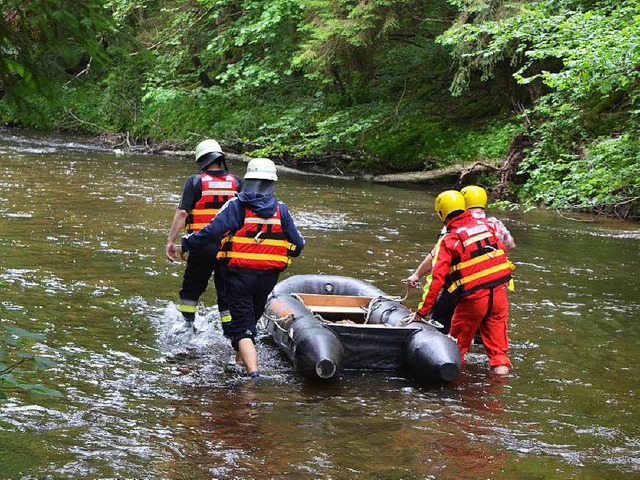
[194,139,224,171]
[244,158,278,181]
[195,139,223,161]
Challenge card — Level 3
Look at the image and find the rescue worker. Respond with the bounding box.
[404,185,516,334]
[181,158,305,378]
[414,190,514,375]
[461,185,516,250]
[165,139,243,330]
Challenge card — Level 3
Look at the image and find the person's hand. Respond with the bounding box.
[165,241,177,262]
[412,307,430,322]
[403,274,422,289]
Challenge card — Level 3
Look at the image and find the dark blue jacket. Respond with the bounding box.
[181,192,305,257]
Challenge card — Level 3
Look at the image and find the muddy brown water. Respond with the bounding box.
[0,129,639,479]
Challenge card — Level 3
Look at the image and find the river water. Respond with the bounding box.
[0,128,638,479]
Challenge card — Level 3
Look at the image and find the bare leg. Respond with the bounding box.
[237,338,259,375]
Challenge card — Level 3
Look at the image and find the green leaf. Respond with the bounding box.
[4,327,46,341]
[33,356,57,370]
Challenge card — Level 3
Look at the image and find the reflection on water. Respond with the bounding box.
[0,128,639,478]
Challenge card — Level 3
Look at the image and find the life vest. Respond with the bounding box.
[185,172,240,232]
[445,220,514,298]
[216,204,297,271]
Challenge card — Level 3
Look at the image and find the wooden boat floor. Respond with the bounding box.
[296,293,373,308]
[295,293,374,319]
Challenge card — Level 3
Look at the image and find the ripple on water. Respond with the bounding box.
[293,210,368,231]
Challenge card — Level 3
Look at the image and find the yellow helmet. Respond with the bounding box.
[461,185,488,209]
[435,190,465,222]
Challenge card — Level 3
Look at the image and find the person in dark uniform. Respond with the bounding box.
[181,158,305,377]
[166,139,243,330]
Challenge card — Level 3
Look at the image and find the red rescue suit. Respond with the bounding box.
[185,172,240,232]
[216,205,297,271]
[417,210,514,367]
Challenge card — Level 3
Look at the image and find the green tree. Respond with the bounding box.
[440,0,640,217]
[0,0,117,100]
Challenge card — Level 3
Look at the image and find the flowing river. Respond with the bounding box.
[0,128,639,479]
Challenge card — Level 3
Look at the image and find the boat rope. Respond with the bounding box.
[270,319,288,334]
[398,314,445,329]
[363,294,403,324]
[363,297,381,324]
[400,279,422,303]
[315,313,332,324]
[289,292,306,304]
[261,311,295,332]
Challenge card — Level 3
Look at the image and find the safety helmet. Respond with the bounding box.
[244,158,278,181]
[461,185,488,209]
[194,139,224,171]
[435,190,465,223]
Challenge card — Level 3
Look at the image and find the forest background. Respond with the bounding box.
[0,0,638,220]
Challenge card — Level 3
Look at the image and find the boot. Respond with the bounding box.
[181,312,196,333]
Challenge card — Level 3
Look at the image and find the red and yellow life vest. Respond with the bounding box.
[445,221,514,298]
[216,205,297,270]
[185,173,240,232]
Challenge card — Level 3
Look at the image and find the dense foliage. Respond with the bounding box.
[0,0,638,218]
[441,0,640,217]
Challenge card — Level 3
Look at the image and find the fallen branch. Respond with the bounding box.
[459,161,501,182]
[0,357,27,376]
[554,209,596,222]
[373,162,497,184]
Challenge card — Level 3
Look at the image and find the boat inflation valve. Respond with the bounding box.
[323,283,335,294]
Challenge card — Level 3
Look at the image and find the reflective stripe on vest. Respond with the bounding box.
[185,173,239,232]
[216,205,295,270]
[446,222,514,297]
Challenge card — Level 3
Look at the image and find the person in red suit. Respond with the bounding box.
[414,190,514,374]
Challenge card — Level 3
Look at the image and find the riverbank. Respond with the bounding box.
[93,131,508,187]
[2,125,638,221]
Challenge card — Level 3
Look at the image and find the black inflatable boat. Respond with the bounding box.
[262,275,461,383]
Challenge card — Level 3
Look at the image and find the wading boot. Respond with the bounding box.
[180,312,196,334]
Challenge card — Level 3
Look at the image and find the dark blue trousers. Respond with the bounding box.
[224,268,280,349]
[179,242,229,312]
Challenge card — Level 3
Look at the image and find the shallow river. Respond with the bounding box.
[0,129,639,479]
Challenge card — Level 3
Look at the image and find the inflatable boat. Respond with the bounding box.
[262,275,461,383]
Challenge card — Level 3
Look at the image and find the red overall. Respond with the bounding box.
[416,210,513,367]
